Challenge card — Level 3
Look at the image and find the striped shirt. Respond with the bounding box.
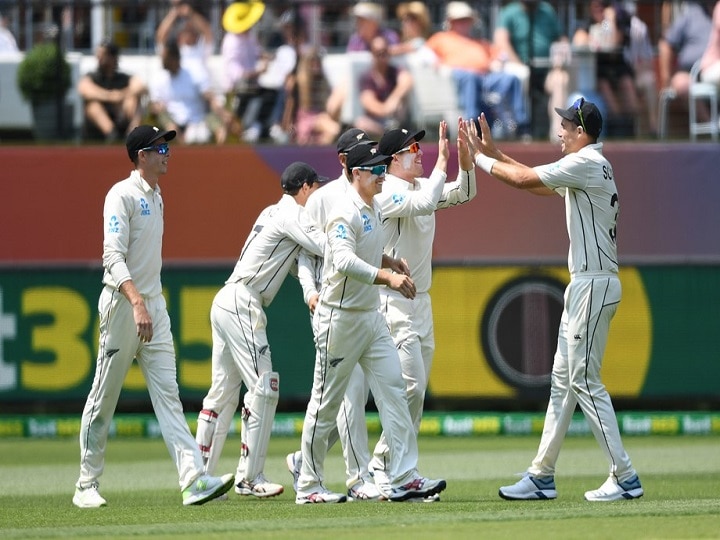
[534,143,619,275]
[226,194,325,306]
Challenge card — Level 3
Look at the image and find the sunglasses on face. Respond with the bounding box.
[355,164,387,176]
[140,143,170,155]
[572,97,587,133]
[397,142,420,154]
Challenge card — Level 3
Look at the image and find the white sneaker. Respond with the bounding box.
[182,473,234,506]
[388,474,447,502]
[347,479,384,501]
[235,473,284,498]
[498,474,557,500]
[286,451,302,493]
[72,483,107,508]
[371,467,392,498]
[295,487,347,505]
[584,475,643,502]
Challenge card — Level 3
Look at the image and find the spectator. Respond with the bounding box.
[346,2,400,52]
[493,0,565,140]
[425,1,530,139]
[156,0,214,85]
[574,0,638,137]
[354,35,414,139]
[238,9,302,143]
[0,9,19,52]
[293,46,341,145]
[658,0,712,117]
[150,41,229,144]
[389,2,433,57]
[700,1,720,88]
[77,41,147,142]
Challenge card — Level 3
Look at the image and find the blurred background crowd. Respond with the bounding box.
[1,0,719,144]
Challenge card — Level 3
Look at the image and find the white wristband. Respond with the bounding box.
[475,153,497,174]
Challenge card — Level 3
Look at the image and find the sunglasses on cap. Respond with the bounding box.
[572,97,587,133]
[140,142,170,155]
[354,164,387,176]
[397,142,420,154]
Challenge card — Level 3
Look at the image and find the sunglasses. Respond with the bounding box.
[572,97,587,133]
[140,143,170,155]
[355,164,387,176]
[397,142,420,154]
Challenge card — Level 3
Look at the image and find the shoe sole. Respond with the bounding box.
[584,488,644,502]
[295,495,347,505]
[498,488,557,500]
[235,486,284,498]
[184,476,234,506]
[388,480,447,502]
[72,497,107,508]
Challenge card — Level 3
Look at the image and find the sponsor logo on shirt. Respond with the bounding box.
[392,194,405,205]
[140,197,151,216]
[108,215,120,234]
[335,224,348,240]
[361,213,372,233]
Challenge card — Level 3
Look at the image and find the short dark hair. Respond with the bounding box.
[99,40,119,57]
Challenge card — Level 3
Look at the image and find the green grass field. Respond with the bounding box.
[1,434,718,539]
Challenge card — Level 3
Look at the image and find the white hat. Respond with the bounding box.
[352,2,384,22]
[446,1,476,21]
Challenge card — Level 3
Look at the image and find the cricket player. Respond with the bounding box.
[74,125,234,508]
[468,99,643,501]
[294,144,447,504]
[195,162,326,498]
[369,120,477,497]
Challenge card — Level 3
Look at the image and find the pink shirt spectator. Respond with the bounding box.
[221,31,262,93]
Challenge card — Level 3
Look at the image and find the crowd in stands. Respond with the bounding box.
[5,1,720,144]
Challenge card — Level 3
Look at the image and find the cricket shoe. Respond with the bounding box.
[388,474,447,502]
[498,473,557,500]
[286,450,302,493]
[72,482,107,508]
[584,475,643,502]
[182,473,234,506]
[370,466,392,498]
[347,479,384,501]
[235,473,284,498]
[296,487,347,505]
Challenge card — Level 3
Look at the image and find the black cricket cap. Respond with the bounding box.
[280,161,330,192]
[555,98,603,138]
[345,144,391,170]
[378,128,425,155]
[336,128,377,154]
[126,125,176,161]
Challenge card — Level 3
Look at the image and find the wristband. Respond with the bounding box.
[475,153,497,174]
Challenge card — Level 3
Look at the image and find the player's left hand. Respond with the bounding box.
[457,118,474,171]
[473,113,501,160]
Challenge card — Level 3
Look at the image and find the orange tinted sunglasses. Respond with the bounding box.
[397,142,420,154]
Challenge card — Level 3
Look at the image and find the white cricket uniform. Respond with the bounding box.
[297,187,420,495]
[529,142,637,482]
[199,194,324,480]
[297,173,375,488]
[368,166,477,472]
[78,170,206,492]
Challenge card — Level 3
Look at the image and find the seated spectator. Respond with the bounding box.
[574,0,638,137]
[700,0,720,89]
[293,46,341,145]
[149,41,229,144]
[389,2,433,58]
[346,2,400,52]
[658,0,712,118]
[425,1,529,139]
[238,9,302,143]
[354,35,413,138]
[156,0,214,85]
[77,41,147,142]
[493,0,565,140]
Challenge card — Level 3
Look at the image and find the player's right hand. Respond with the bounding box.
[133,303,153,343]
[388,273,416,299]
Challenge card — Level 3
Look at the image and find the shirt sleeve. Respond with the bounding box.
[297,249,321,305]
[534,153,589,192]
[102,187,132,288]
[327,212,378,285]
[377,170,447,218]
[437,167,477,208]
[283,205,326,257]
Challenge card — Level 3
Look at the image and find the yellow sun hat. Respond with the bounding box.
[222,1,266,34]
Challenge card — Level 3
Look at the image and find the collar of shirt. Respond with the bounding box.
[131,169,160,196]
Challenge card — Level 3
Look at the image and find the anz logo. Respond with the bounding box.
[139,197,151,216]
[108,215,120,234]
[335,223,348,240]
[361,213,372,233]
[392,193,405,205]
